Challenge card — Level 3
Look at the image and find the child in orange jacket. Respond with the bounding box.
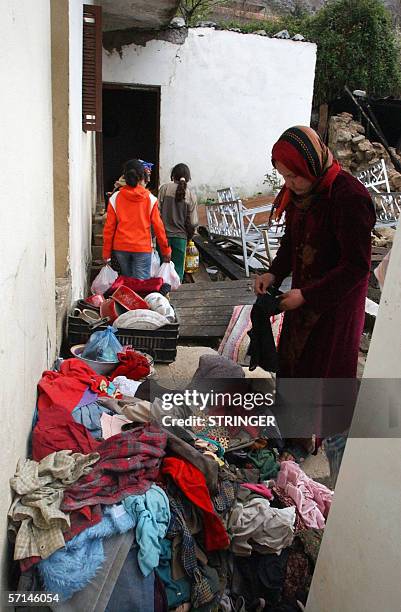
[103,159,171,279]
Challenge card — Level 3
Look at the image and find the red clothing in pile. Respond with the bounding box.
[38,359,110,412]
[110,276,164,296]
[32,359,107,462]
[62,424,167,511]
[162,457,229,551]
[111,350,150,381]
[32,407,100,462]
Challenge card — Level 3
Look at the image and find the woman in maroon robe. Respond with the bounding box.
[255,126,376,378]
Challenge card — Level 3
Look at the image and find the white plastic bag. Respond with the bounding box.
[113,376,143,397]
[158,261,181,291]
[151,250,161,277]
[91,264,118,295]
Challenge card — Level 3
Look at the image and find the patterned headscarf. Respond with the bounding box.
[271,126,341,220]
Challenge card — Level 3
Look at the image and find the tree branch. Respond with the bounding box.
[179,0,229,24]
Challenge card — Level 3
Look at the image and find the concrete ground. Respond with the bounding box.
[154,345,330,483]
[154,345,216,388]
[155,345,269,387]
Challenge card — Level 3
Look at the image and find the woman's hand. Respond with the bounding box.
[163,254,172,263]
[103,258,111,266]
[254,272,275,295]
[280,289,305,311]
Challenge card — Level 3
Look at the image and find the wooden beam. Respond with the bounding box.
[171,277,256,340]
[173,278,253,292]
[317,103,329,140]
[193,234,247,280]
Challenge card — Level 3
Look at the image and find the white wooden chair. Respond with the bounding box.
[206,188,283,276]
[356,159,400,224]
[356,158,391,193]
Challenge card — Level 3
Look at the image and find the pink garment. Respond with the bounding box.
[241,483,273,500]
[218,305,251,361]
[100,412,131,439]
[276,460,333,529]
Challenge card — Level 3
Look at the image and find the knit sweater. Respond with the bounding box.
[158,182,198,239]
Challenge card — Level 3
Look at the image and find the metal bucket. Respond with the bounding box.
[70,344,119,376]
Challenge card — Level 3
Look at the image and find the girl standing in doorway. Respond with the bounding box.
[158,163,198,281]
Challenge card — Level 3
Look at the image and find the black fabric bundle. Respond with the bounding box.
[247,288,283,372]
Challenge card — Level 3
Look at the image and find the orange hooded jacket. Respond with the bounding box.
[102,184,171,260]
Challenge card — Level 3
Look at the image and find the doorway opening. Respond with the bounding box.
[102,84,161,197]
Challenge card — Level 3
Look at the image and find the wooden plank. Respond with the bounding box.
[172,289,254,302]
[173,296,254,307]
[175,305,244,315]
[178,319,231,328]
[175,290,254,302]
[177,310,237,319]
[191,262,212,283]
[174,299,255,311]
[179,325,227,338]
[183,273,194,284]
[174,278,253,292]
[179,317,236,334]
[171,277,256,340]
[193,234,247,279]
[317,103,329,140]
[372,246,390,255]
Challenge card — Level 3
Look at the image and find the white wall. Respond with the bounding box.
[307,220,401,612]
[69,0,97,300]
[0,0,56,589]
[103,29,316,199]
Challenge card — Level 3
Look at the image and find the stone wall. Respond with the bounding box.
[328,112,401,191]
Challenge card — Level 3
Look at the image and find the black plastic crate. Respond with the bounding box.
[67,316,179,363]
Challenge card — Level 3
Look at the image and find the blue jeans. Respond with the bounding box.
[113,250,152,280]
[106,543,155,612]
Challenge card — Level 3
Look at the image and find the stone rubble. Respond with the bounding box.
[273,29,291,39]
[328,112,401,191]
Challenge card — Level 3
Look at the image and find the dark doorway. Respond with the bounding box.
[102,84,160,196]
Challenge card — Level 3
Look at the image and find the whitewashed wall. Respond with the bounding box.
[69,0,97,300]
[103,28,316,199]
[307,221,401,612]
[0,1,56,589]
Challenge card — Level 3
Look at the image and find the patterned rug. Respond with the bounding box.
[218,304,284,366]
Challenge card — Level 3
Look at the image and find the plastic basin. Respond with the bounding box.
[112,285,149,311]
[70,344,119,376]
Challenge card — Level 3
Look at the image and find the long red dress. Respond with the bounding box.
[269,170,376,378]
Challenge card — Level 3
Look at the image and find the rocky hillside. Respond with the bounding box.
[215,1,399,21]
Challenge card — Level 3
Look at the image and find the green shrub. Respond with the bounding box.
[307,0,401,105]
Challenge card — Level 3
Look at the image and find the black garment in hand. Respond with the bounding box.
[247,288,282,372]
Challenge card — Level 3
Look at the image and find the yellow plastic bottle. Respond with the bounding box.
[184,240,200,273]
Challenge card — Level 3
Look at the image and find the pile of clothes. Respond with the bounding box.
[8,354,332,612]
